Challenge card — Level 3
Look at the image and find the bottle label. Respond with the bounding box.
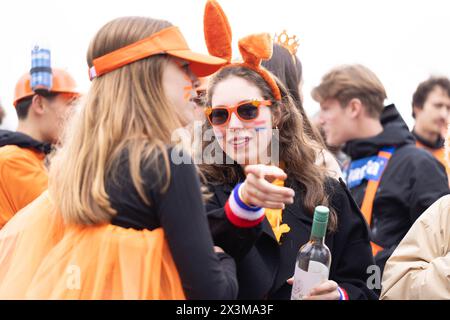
[291,261,329,300]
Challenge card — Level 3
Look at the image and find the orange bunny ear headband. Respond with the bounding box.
[88,25,226,80]
[204,0,282,101]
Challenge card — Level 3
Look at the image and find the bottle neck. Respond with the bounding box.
[310,234,325,245]
[310,219,327,244]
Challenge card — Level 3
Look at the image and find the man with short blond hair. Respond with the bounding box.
[312,64,449,276]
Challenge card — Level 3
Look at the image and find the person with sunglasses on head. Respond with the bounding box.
[0,68,79,230]
[0,16,238,300]
[199,0,377,300]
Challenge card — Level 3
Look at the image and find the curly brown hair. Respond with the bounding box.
[198,65,337,231]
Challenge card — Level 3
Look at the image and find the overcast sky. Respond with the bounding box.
[1,0,450,130]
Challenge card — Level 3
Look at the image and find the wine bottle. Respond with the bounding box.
[291,205,331,300]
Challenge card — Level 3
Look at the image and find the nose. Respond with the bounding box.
[228,112,244,129]
[318,111,326,125]
[440,106,450,119]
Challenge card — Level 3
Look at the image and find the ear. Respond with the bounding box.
[238,33,273,67]
[204,0,232,62]
[412,105,422,118]
[347,98,363,119]
[30,95,45,116]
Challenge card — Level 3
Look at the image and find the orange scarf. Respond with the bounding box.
[264,179,290,243]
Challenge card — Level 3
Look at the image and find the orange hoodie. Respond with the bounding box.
[0,130,50,229]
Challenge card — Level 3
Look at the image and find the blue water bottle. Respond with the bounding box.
[30,44,52,93]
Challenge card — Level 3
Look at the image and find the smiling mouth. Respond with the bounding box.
[228,136,251,148]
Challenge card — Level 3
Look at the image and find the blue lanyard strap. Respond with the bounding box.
[344,146,396,189]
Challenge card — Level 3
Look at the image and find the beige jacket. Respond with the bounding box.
[381,195,450,299]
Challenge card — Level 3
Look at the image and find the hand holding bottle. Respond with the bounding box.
[290,206,341,300]
[287,278,340,300]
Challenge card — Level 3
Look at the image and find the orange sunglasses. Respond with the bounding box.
[205,99,272,126]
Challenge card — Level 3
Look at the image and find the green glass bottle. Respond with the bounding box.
[291,205,332,300]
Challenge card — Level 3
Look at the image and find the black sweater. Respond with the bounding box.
[206,167,378,300]
[105,148,238,300]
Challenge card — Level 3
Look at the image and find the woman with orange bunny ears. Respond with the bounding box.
[0,16,239,299]
[199,0,378,300]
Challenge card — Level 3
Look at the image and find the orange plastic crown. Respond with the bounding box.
[274,30,299,56]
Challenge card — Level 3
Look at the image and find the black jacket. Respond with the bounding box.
[343,104,449,272]
[412,129,445,150]
[207,169,378,300]
[0,130,51,154]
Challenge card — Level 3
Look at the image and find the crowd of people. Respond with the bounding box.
[0,0,448,300]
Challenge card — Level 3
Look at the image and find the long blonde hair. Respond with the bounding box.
[49,17,183,225]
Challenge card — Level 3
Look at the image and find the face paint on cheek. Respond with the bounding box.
[251,120,268,132]
[183,85,196,102]
[253,120,267,126]
[179,60,199,103]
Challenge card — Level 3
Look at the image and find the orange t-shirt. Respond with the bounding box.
[0,145,48,229]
